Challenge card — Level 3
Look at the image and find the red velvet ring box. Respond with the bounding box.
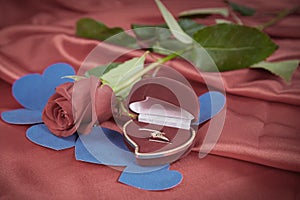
[123,77,199,166]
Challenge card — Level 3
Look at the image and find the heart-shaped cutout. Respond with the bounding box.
[1,109,43,124]
[119,165,182,190]
[26,124,77,150]
[197,91,226,124]
[12,63,75,111]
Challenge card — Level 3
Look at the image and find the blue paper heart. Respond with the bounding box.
[1,109,43,124]
[75,137,102,164]
[12,63,75,111]
[119,165,182,190]
[196,91,226,125]
[26,124,77,150]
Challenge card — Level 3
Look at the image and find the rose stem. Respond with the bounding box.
[256,6,300,30]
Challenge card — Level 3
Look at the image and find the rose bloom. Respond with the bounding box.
[42,76,113,137]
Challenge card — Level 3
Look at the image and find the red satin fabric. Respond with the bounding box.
[0,0,299,199]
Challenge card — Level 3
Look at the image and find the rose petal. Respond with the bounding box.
[95,84,114,123]
[42,83,76,137]
[55,82,74,101]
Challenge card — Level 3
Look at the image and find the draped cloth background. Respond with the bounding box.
[0,0,299,199]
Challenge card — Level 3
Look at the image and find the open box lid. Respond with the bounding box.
[127,77,200,127]
[129,96,194,130]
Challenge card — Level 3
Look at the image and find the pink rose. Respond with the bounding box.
[42,76,113,137]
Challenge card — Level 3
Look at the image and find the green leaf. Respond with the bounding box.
[151,40,213,72]
[251,60,299,82]
[61,75,86,81]
[226,1,256,16]
[132,23,169,40]
[102,63,122,74]
[85,63,121,78]
[178,19,205,37]
[131,19,203,52]
[152,39,191,55]
[76,18,122,40]
[193,24,278,71]
[178,7,229,18]
[154,0,193,44]
[107,33,139,48]
[101,53,147,98]
[132,19,204,42]
[76,18,138,48]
